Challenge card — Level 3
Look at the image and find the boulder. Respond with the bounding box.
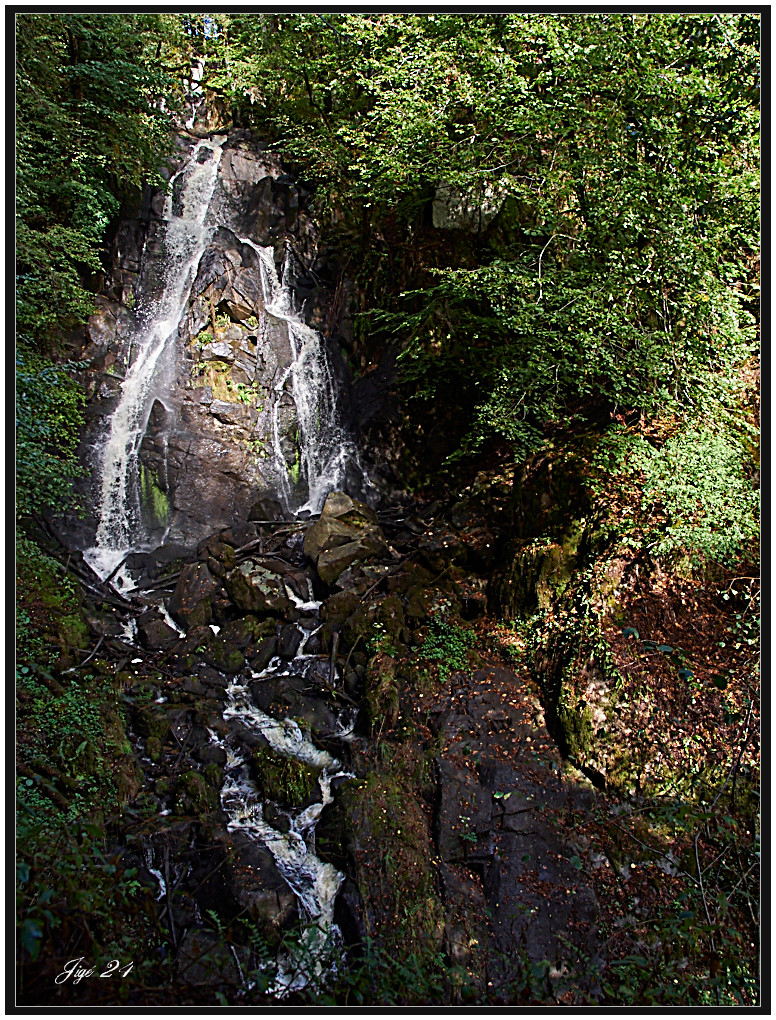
[317,540,375,586]
[168,562,224,630]
[223,829,298,932]
[249,675,342,740]
[225,561,292,616]
[303,491,388,585]
[137,614,179,650]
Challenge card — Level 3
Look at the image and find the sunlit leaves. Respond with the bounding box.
[208,13,760,460]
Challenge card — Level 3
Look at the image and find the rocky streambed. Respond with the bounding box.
[63,488,607,1004]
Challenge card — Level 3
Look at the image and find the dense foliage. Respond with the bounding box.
[203,12,759,567]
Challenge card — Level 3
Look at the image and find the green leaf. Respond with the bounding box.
[20,919,43,960]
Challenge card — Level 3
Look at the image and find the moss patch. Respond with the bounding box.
[140,464,170,529]
[321,755,445,954]
[251,747,320,808]
[366,653,400,734]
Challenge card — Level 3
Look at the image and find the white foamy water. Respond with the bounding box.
[240,238,368,514]
[84,137,225,586]
[219,677,352,995]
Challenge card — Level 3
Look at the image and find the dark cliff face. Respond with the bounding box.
[64,129,386,559]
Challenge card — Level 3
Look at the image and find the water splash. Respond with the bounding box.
[84,138,225,588]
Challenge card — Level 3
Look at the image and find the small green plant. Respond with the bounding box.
[368,621,396,658]
[224,378,259,404]
[459,815,477,843]
[419,617,476,681]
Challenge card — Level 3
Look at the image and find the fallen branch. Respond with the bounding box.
[329,631,340,686]
[63,635,104,673]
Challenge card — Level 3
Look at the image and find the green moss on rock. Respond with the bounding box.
[365,653,400,734]
[140,464,170,529]
[251,747,320,808]
[558,700,593,760]
[319,764,445,950]
[176,769,219,814]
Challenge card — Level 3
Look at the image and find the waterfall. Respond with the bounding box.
[84,137,225,589]
[247,239,367,515]
[76,133,366,995]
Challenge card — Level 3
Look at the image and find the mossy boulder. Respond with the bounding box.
[225,562,292,616]
[134,703,171,742]
[145,735,163,763]
[219,616,272,651]
[197,536,237,579]
[175,769,219,815]
[203,636,245,674]
[323,590,362,630]
[376,594,405,646]
[250,747,321,808]
[318,765,445,949]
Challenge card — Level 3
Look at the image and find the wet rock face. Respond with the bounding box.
[71,129,351,555]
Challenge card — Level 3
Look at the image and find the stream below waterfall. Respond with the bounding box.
[79,130,371,995]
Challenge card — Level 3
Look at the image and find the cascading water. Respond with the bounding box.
[246,238,368,515]
[84,136,226,589]
[207,576,357,996]
[220,680,353,995]
[83,133,363,992]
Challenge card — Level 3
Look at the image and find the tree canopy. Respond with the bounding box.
[204,13,758,452]
[198,12,759,567]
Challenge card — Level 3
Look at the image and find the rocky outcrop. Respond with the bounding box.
[68,129,358,557]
